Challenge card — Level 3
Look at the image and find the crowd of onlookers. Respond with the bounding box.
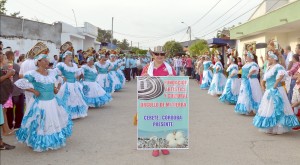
[0,41,25,150]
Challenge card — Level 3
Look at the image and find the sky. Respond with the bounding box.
[6,0,263,49]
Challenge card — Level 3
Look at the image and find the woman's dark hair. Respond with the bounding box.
[233,57,238,64]
[253,53,258,64]
[58,52,63,62]
[218,54,225,67]
[293,54,300,62]
[17,54,25,63]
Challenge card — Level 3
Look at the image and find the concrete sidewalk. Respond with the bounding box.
[1,80,300,165]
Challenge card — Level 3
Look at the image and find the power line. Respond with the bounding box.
[14,1,58,22]
[266,0,281,13]
[137,29,186,44]
[190,0,223,27]
[32,0,76,23]
[111,0,222,45]
[197,0,265,38]
[179,32,188,42]
[114,31,161,38]
[193,0,246,35]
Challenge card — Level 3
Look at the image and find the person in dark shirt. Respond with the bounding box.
[5,51,24,130]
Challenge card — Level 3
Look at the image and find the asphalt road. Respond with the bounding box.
[1,79,300,165]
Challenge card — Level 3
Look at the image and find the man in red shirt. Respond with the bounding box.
[186,55,192,78]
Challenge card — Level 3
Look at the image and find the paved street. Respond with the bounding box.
[1,80,300,165]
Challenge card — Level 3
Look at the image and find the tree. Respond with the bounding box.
[163,40,183,57]
[97,28,112,43]
[131,47,147,55]
[10,11,23,18]
[0,0,6,15]
[189,39,209,56]
[117,39,129,50]
[112,39,118,45]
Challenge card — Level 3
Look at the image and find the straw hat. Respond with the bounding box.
[26,42,49,58]
[60,41,73,54]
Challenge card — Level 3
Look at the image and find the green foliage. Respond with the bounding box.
[163,40,183,56]
[0,0,6,15]
[131,47,147,55]
[189,39,209,56]
[112,39,118,45]
[10,11,23,18]
[117,39,130,50]
[97,28,112,43]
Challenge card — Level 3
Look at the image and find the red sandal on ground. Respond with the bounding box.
[161,149,170,155]
[152,150,159,157]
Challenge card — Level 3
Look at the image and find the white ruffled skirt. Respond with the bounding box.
[56,81,88,119]
[16,97,73,152]
[219,78,241,104]
[235,78,262,115]
[200,70,213,89]
[96,73,115,94]
[117,69,126,86]
[253,87,299,134]
[82,81,112,108]
[109,71,123,91]
[208,72,226,96]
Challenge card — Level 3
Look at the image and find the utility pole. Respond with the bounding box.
[111,17,114,49]
[72,9,78,27]
[189,26,191,43]
[131,41,133,50]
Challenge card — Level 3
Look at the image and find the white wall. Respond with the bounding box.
[249,0,289,20]
[250,2,266,20]
[238,34,267,66]
[83,36,95,50]
[1,37,59,61]
[70,36,83,52]
[287,31,300,53]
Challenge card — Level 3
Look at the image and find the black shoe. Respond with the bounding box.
[0,143,15,150]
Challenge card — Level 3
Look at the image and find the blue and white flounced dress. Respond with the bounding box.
[253,64,299,134]
[55,62,88,119]
[116,59,126,87]
[208,61,227,96]
[235,62,262,115]
[219,64,241,104]
[200,61,213,89]
[109,60,123,91]
[80,65,112,108]
[14,70,72,152]
[95,61,115,94]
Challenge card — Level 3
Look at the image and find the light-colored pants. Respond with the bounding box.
[292,86,300,115]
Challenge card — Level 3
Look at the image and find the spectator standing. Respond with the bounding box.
[130,55,138,79]
[5,51,24,130]
[186,55,192,78]
[0,51,15,150]
[17,54,25,66]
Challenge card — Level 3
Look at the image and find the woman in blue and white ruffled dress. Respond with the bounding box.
[253,52,299,134]
[80,57,112,108]
[95,55,115,94]
[235,52,262,115]
[208,55,226,96]
[15,54,72,152]
[56,51,88,119]
[200,56,213,90]
[108,54,123,91]
[116,57,126,87]
[219,56,241,104]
